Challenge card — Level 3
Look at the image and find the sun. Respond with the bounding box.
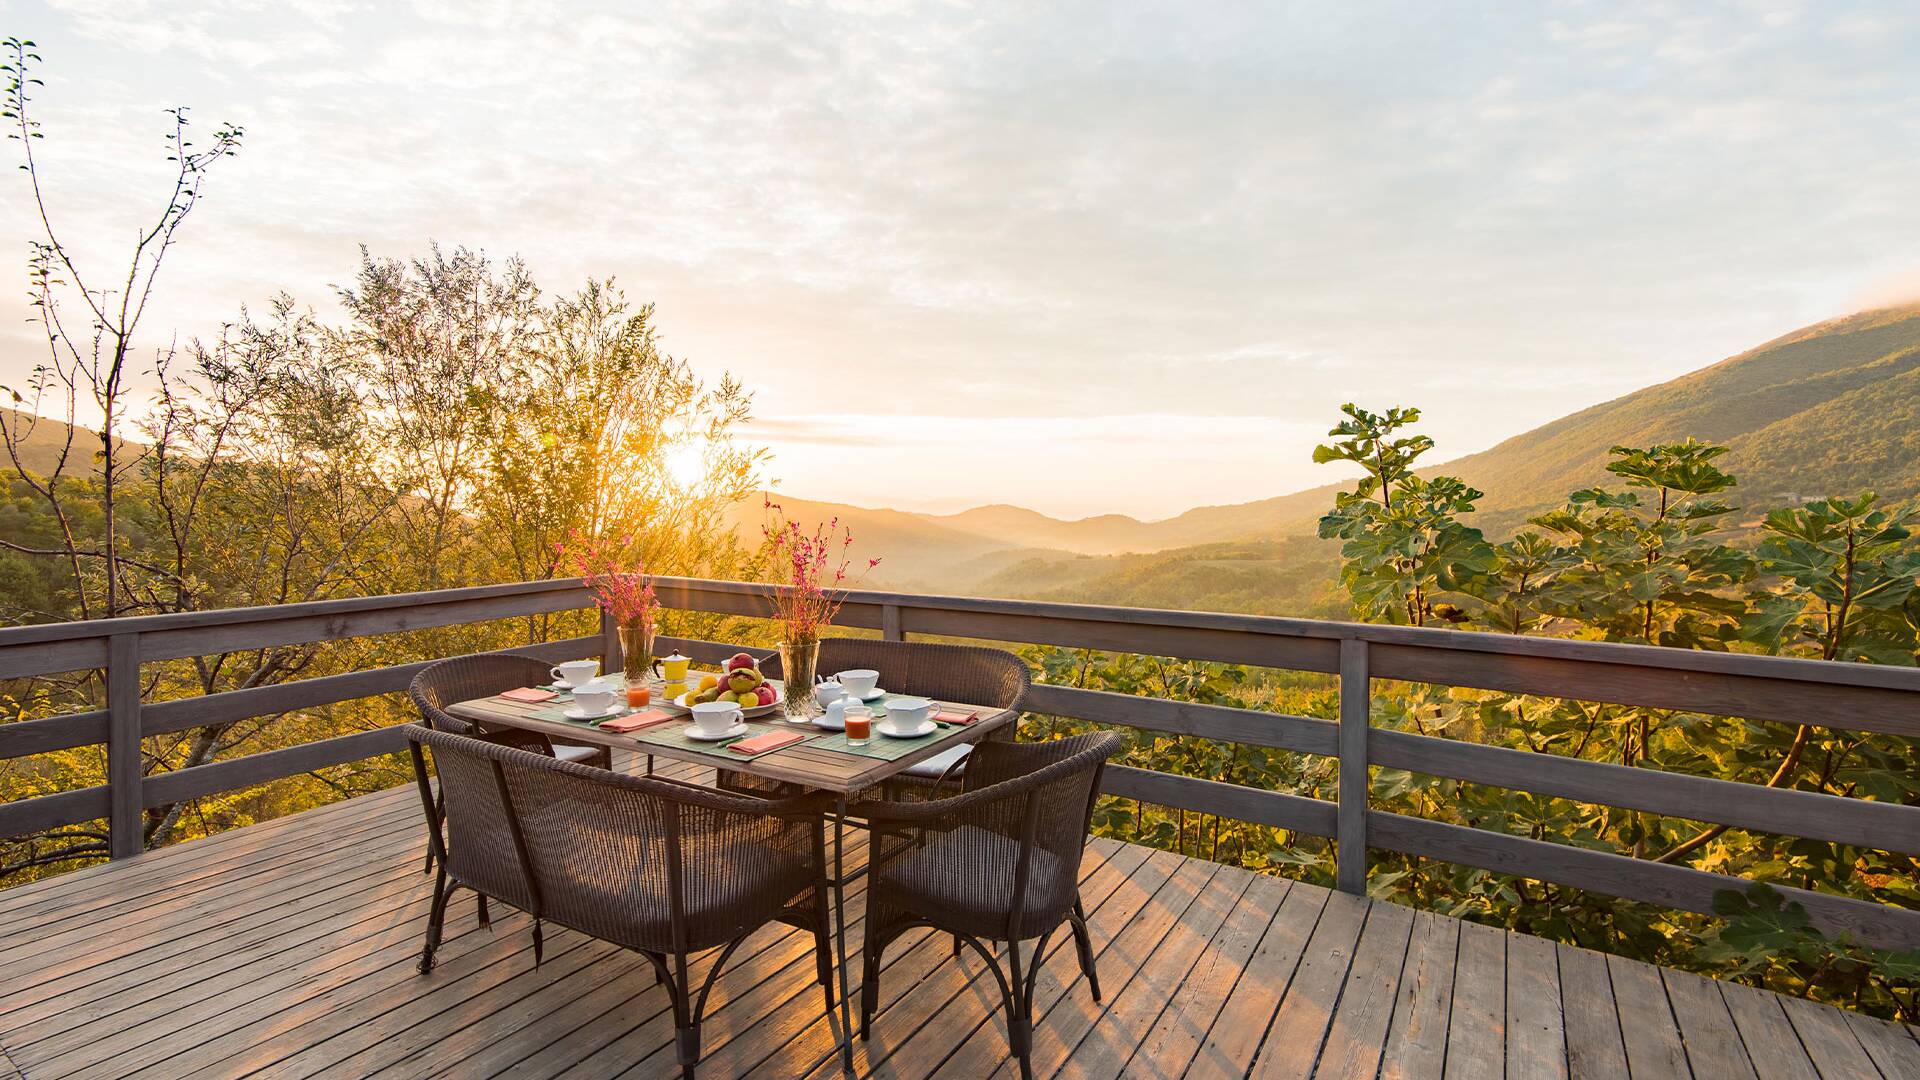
[664,441,707,491]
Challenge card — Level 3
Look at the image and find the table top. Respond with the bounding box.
[445,673,1017,795]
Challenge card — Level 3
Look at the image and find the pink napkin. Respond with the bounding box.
[728,730,809,756]
[599,710,676,734]
[935,710,981,726]
[500,687,558,703]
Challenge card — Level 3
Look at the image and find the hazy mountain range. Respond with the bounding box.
[764,301,1920,602]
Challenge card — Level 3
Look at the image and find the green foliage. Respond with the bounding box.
[1745,495,1920,663]
[1315,404,1495,626]
[1705,884,1920,1017]
[1299,404,1920,1020]
[1530,439,1753,649]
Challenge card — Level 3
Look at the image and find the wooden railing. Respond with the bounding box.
[3,576,1917,951]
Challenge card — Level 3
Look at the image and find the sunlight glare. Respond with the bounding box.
[665,441,707,490]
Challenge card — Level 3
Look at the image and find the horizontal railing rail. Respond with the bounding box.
[2,576,1917,949]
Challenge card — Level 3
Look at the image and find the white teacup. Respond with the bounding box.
[836,669,879,698]
[691,700,743,736]
[572,680,621,715]
[551,660,599,688]
[884,697,935,732]
[814,681,845,708]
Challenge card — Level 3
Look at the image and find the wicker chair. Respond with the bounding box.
[410,653,614,875]
[407,723,837,1080]
[849,731,1126,1080]
[723,639,1031,800]
[410,653,613,768]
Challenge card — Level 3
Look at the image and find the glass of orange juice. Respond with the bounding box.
[843,705,872,746]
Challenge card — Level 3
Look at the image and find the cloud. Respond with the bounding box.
[4,0,1919,514]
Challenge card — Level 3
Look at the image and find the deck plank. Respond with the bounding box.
[1247,887,1371,1079]
[1504,929,1567,1080]
[1311,899,1417,1080]
[1443,920,1507,1080]
[1119,872,1290,1079]
[1721,980,1820,1080]
[1608,953,1692,1079]
[1778,994,1883,1080]
[1556,944,1627,1080]
[1663,966,1758,1080]
[1842,1011,1920,1078]
[1377,910,1460,1080]
[1184,878,1331,1080]
[0,781,1895,1080]
[1054,861,1250,1080]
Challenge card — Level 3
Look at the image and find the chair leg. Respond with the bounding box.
[1069,896,1101,1001]
[476,893,491,929]
[423,786,446,874]
[531,918,544,966]
[1005,939,1034,1080]
[419,866,449,975]
[670,952,700,1078]
[859,923,883,1039]
[813,890,836,1014]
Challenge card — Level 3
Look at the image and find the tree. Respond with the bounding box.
[0,37,243,620]
[472,279,764,608]
[1529,440,1752,649]
[1314,404,1494,625]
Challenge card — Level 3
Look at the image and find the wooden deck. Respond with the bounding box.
[2,757,1915,1080]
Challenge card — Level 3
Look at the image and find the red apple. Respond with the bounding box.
[755,684,777,706]
[726,652,757,671]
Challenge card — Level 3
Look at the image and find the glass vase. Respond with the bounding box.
[777,637,820,724]
[617,623,655,686]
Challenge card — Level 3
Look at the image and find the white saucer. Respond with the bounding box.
[684,721,749,741]
[857,687,887,702]
[812,714,845,732]
[876,718,937,739]
[564,704,622,720]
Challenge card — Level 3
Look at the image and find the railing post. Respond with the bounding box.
[598,608,620,675]
[107,632,143,859]
[881,603,903,642]
[1336,637,1370,894]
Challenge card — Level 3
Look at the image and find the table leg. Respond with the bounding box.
[834,794,854,1072]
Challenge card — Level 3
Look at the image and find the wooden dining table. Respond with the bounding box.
[445,671,1019,1072]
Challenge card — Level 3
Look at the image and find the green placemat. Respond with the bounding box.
[807,726,952,761]
[632,720,819,761]
[527,701,653,727]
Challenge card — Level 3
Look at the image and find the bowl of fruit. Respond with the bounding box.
[676,652,781,718]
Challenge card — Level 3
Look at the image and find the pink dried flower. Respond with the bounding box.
[761,504,879,641]
[564,529,659,634]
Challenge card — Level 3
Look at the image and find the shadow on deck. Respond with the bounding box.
[1,755,1915,1080]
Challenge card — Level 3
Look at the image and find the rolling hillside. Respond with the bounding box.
[1443,302,1920,530]
[773,301,1920,601]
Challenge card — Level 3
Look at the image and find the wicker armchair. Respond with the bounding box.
[409,653,613,768]
[407,723,836,1080]
[410,653,614,875]
[849,731,1125,1080]
[721,639,1031,800]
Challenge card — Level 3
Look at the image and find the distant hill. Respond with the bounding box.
[1441,302,1920,531]
[767,302,1920,602]
[0,407,136,479]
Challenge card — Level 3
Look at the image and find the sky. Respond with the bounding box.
[2,1,1918,519]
